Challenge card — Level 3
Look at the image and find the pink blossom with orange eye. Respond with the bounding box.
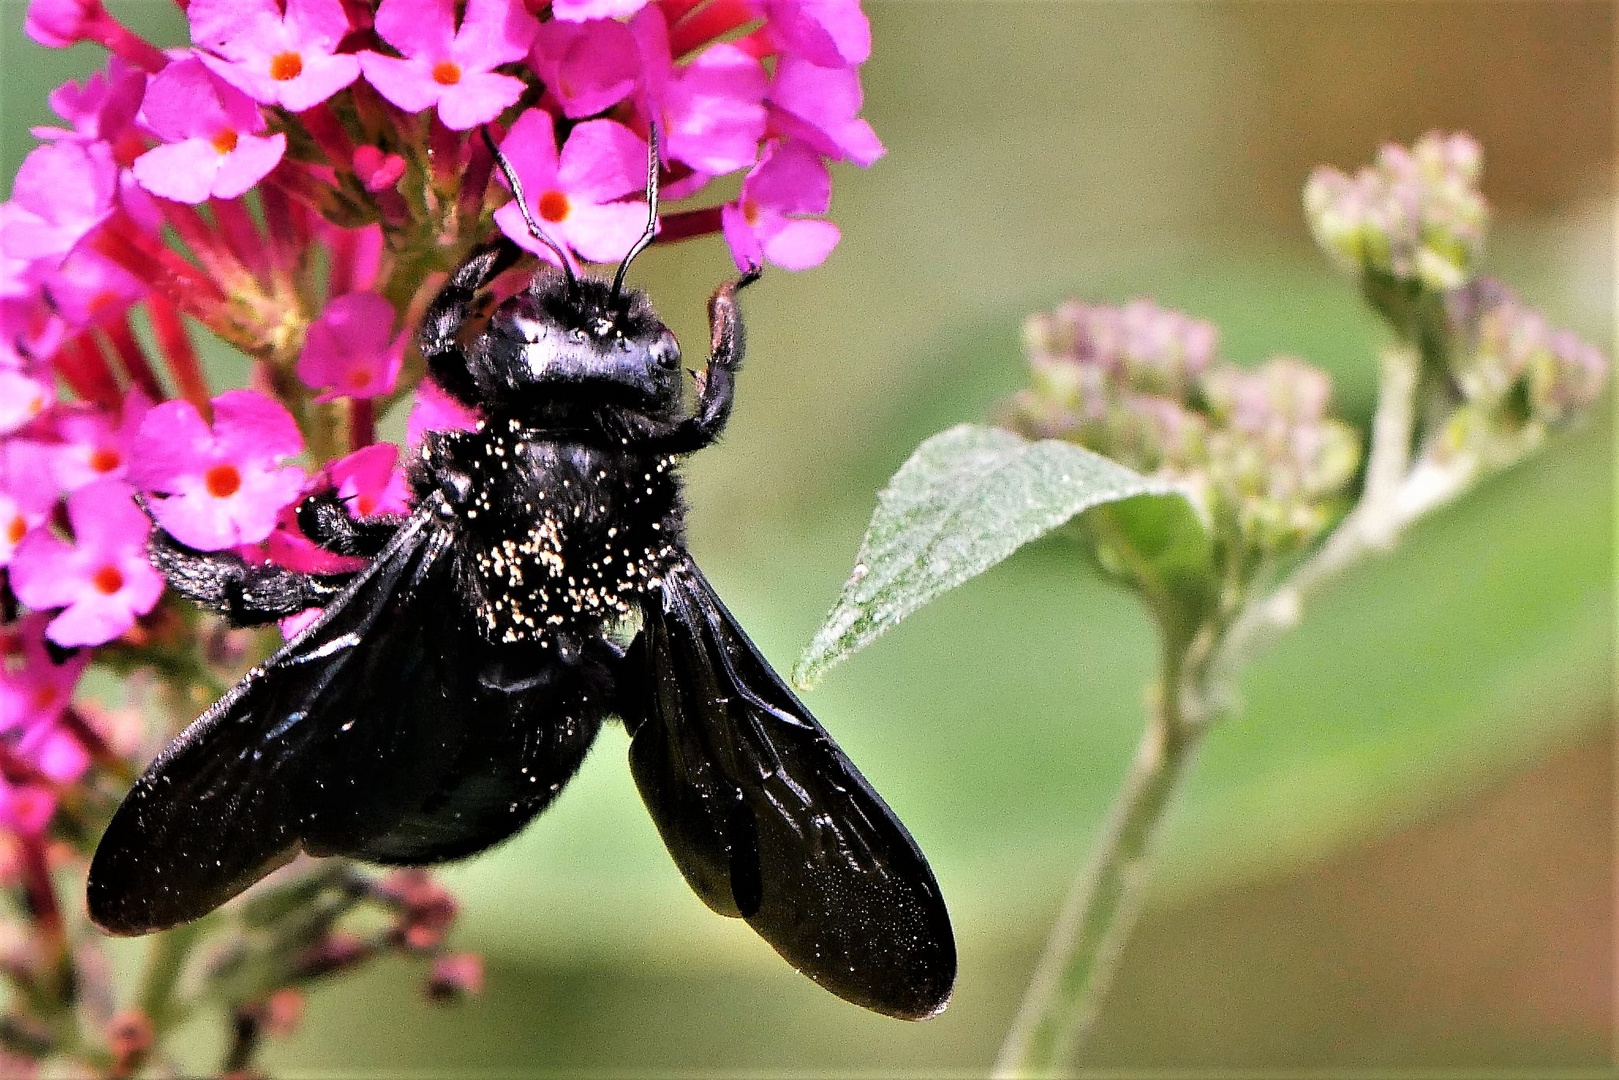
[188,0,361,113]
[297,292,407,402]
[129,390,306,552]
[0,443,57,569]
[10,480,163,648]
[0,371,54,437]
[358,0,539,131]
[130,57,287,205]
[46,391,150,493]
[721,139,840,271]
[493,111,651,265]
[330,443,411,520]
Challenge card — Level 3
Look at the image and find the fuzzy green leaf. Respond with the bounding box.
[793,423,1208,687]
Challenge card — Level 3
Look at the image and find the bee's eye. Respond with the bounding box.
[650,331,681,370]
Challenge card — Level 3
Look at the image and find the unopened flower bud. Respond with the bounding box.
[1529,330,1609,426]
[1306,131,1488,295]
[1445,276,1610,425]
[24,0,106,49]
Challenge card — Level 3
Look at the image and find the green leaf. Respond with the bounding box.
[792,423,1208,687]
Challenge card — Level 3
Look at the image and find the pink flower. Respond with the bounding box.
[34,249,147,330]
[552,0,647,21]
[722,139,840,270]
[493,111,650,265]
[406,378,480,447]
[10,481,163,648]
[528,18,639,119]
[296,292,406,401]
[46,392,149,493]
[0,372,53,437]
[331,443,411,518]
[0,139,117,264]
[189,0,361,113]
[129,390,306,551]
[32,57,145,149]
[130,57,287,205]
[0,615,93,785]
[33,58,164,231]
[0,443,58,569]
[358,0,539,131]
[760,0,871,68]
[767,56,884,167]
[631,7,767,177]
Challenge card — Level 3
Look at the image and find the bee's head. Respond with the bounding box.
[476,268,684,419]
[463,125,684,430]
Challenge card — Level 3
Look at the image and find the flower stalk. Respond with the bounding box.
[992,132,1609,1074]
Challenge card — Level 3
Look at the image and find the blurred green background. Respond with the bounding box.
[2,0,1613,1072]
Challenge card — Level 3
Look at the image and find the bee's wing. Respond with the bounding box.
[88,508,474,935]
[623,557,956,1020]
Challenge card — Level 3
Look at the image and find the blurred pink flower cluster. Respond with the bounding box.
[1,0,878,842]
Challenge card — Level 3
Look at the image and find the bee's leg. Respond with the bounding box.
[149,528,352,628]
[644,267,762,454]
[419,236,527,408]
[295,490,401,559]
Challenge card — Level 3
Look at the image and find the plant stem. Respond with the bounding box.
[992,654,1208,1077]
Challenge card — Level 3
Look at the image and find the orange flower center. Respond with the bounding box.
[5,516,26,546]
[432,61,462,86]
[348,368,372,390]
[89,447,121,474]
[269,51,304,81]
[205,463,242,498]
[92,565,125,595]
[212,128,240,155]
[538,190,570,223]
[356,495,376,517]
[31,686,57,711]
[741,198,761,227]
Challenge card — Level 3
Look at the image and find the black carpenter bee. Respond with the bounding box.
[86,133,956,1020]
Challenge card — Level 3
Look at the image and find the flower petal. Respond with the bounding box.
[358,52,444,113]
[434,69,526,130]
[210,132,286,199]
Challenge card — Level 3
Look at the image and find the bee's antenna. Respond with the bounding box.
[481,127,579,296]
[610,124,661,307]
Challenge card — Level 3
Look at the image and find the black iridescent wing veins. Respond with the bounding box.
[88,506,472,935]
[623,557,956,1020]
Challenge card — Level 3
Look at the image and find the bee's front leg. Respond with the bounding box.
[644,267,762,454]
[148,528,352,628]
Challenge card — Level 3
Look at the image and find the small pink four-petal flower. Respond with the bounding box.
[359,0,539,131]
[189,0,362,114]
[296,292,406,401]
[10,480,163,648]
[129,389,307,551]
[130,56,288,204]
[493,110,650,265]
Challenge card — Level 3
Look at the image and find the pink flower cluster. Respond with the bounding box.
[3,0,881,845]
